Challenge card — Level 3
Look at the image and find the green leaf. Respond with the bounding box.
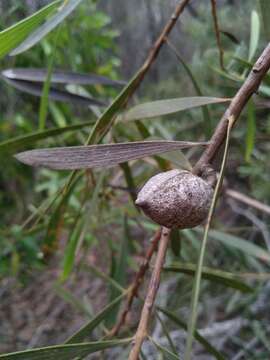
[61,217,84,281]
[148,336,179,360]
[0,0,60,59]
[195,228,270,262]
[0,338,131,359]
[118,97,229,122]
[86,70,142,145]
[66,293,126,344]
[259,0,270,40]
[164,263,253,293]
[0,121,93,153]
[11,0,84,56]
[245,99,256,162]
[248,10,260,61]
[39,25,62,130]
[166,41,213,137]
[157,306,225,360]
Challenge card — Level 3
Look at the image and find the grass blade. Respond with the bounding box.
[0,0,60,59]
[195,228,270,262]
[10,0,84,55]
[2,68,125,86]
[164,263,253,293]
[0,338,131,359]
[245,99,256,162]
[184,116,234,360]
[15,140,208,170]
[157,306,225,360]
[66,293,126,344]
[248,10,260,61]
[148,336,179,360]
[119,97,229,122]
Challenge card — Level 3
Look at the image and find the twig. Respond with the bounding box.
[128,227,171,360]
[133,0,191,90]
[193,43,270,175]
[107,228,162,337]
[226,188,270,216]
[210,0,224,70]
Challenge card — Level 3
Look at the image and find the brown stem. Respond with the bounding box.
[211,0,224,70]
[107,228,162,337]
[128,227,171,360]
[193,42,270,175]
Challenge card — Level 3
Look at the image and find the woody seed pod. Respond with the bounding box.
[135,169,213,229]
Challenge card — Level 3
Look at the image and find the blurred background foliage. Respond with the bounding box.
[1,0,270,359]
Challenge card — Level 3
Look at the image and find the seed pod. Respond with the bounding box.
[135,169,213,229]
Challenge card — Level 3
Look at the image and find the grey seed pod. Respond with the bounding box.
[135,169,214,229]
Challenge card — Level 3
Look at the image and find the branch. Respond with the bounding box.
[211,0,224,70]
[128,227,171,360]
[107,228,162,337]
[193,43,270,175]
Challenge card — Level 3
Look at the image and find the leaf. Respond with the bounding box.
[245,99,256,162]
[15,140,208,170]
[195,228,270,262]
[184,117,233,360]
[248,10,260,61]
[259,0,270,40]
[66,293,126,344]
[220,30,240,45]
[2,77,105,107]
[164,263,253,293]
[61,217,84,281]
[0,121,93,153]
[148,336,179,360]
[118,97,229,122]
[166,41,213,137]
[157,306,225,360]
[10,0,84,56]
[0,338,131,359]
[2,68,125,86]
[0,0,60,59]
[39,26,62,130]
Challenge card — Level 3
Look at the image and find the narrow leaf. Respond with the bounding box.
[15,140,208,170]
[10,0,84,55]
[2,78,105,107]
[245,99,256,162]
[0,338,131,359]
[259,0,270,40]
[248,10,260,61]
[66,293,126,344]
[0,121,93,153]
[119,97,229,122]
[2,68,125,86]
[195,228,270,262]
[149,336,179,360]
[157,306,225,360]
[184,117,233,360]
[0,0,60,59]
[164,263,253,293]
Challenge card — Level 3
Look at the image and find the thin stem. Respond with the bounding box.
[128,227,171,360]
[194,42,270,174]
[184,116,233,360]
[211,0,224,70]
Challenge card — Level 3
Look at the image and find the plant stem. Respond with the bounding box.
[128,227,171,360]
[193,42,270,175]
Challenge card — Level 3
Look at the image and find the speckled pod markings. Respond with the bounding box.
[135,169,214,229]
